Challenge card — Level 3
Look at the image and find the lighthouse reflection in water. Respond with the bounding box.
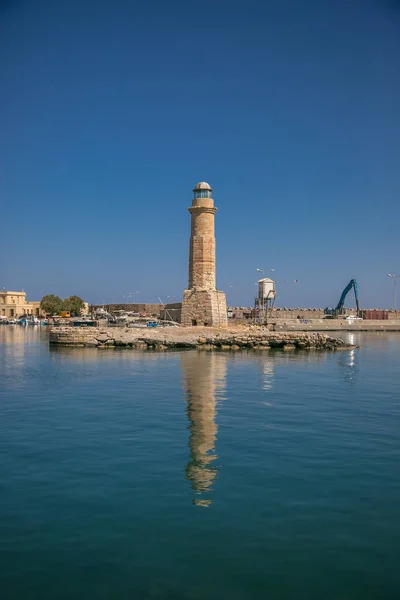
[181,352,227,507]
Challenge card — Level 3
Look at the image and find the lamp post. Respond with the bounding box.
[387,274,399,311]
[256,268,275,279]
[122,291,140,308]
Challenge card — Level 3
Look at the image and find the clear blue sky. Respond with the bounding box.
[1,0,399,309]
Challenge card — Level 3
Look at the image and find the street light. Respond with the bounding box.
[387,274,399,311]
[122,291,140,305]
[256,268,275,279]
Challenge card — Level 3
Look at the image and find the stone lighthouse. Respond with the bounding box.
[181,182,227,327]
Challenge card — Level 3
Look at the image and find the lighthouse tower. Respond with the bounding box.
[181,182,227,327]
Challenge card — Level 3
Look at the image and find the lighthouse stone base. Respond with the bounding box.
[181,289,228,328]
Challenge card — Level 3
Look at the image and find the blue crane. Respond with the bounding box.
[325,279,360,316]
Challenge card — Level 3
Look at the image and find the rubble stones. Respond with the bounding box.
[49,326,354,352]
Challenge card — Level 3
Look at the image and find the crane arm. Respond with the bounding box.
[336,279,359,313]
[354,280,360,312]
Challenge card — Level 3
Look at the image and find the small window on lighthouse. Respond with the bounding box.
[194,190,212,199]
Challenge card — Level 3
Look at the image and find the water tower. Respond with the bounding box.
[255,278,276,322]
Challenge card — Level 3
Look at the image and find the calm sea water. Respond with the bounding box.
[1,327,400,600]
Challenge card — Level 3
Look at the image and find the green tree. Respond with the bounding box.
[61,298,71,313]
[40,294,62,316]
[67,295,84,316]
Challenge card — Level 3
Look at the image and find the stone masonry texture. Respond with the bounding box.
[181,186,227,327]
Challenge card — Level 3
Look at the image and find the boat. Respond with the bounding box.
[28,316,40,325]
[72,319,97,327]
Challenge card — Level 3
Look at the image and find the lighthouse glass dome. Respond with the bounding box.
[194,189,212,198]
[193,182,213,199]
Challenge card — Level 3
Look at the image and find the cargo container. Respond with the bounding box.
[360,310,389,320]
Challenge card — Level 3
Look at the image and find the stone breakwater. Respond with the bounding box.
[49,326,353,351]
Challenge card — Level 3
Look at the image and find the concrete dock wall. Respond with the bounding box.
[274,319,400,331]
[231,309,400,322]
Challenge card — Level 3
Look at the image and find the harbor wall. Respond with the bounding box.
[231,308,400,321]
[91,304,400,324]
[160,308,182,323]
[274,319,400,331]
[92,303,163,316]
[49,326,352,351]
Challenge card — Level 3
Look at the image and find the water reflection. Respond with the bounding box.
[0,326,47,387]
[180,352,227,507]
[247,350,330,396]
[49,344,168,364]
[260,359,275,391]
[337,347,358,385]
[347,333,356,347]
[0,324,43,351]
[0,326,27,362]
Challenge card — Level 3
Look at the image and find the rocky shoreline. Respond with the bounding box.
[49,326,354,351]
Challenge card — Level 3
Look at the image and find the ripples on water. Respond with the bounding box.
[1,327,400,599]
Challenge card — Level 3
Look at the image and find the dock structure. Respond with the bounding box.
[181,182,227,327]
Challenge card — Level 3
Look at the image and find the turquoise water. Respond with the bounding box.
[1,327,400,599]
